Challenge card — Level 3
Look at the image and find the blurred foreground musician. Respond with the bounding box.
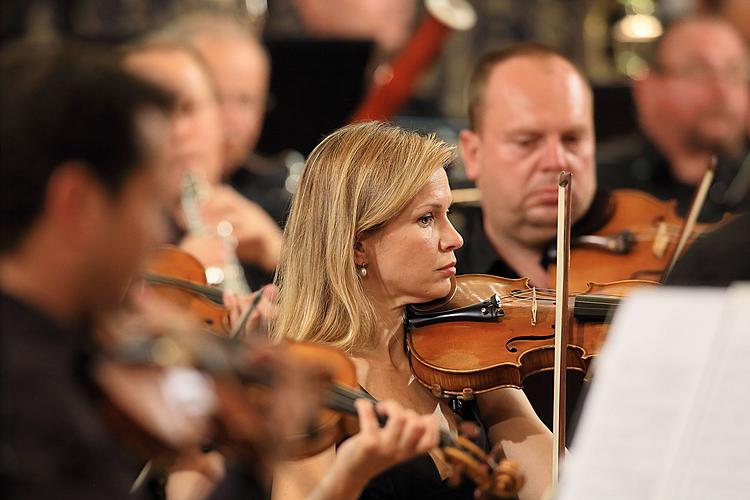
[598,15,750,220]
[0,43,175,499]
[0,42,444,500]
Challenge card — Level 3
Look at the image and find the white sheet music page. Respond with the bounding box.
[556,285,750,500]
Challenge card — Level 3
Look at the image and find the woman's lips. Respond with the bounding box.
[437,262,457,275]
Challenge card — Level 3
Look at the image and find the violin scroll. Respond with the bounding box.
[442,426,525,499]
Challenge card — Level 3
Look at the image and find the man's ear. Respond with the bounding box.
[459,129,481,181]
[45,162,106,244]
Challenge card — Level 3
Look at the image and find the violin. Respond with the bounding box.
[142,245,233,336]
[549,189,731,292]
[404,274,656,398]
[91,309,309,471]
[90,310,233,467]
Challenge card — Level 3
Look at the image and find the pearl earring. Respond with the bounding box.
[358,264,368,278]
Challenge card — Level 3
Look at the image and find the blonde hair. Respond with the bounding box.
[272,121,455,353]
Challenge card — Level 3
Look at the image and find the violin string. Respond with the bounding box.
[142,272,225,303]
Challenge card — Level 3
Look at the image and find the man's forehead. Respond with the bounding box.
[660,20,748,65]
[482,57,592,127]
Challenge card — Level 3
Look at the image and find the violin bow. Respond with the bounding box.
[552,172,573,487]
[229,287,265,339]
[662,156,716,281]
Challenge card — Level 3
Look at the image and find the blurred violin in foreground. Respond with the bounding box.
[91,289,525,498]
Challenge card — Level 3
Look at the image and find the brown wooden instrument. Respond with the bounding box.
[549,189,730,292]
[351,0,476,122]
[405,274,656,399]
[142,245,233,336]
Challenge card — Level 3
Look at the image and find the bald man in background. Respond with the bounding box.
[457,44,608,433]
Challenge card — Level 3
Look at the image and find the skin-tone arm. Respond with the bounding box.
[274,400,440,500]
[477,387,553,500]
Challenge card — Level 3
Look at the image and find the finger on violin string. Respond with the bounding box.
[416,414,441,453]
[447,461,464,488]
[459,420,480,440]
[354,398,379,435]
[397,410,429,451]
[377,400,409,449]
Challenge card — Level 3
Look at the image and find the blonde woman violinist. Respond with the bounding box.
[272,122,553,499]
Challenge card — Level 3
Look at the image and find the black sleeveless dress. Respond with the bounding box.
[339,392,493,500]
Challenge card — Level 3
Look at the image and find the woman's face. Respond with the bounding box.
[359,168,463,308]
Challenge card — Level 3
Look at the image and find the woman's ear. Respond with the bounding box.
[354,239,366,264]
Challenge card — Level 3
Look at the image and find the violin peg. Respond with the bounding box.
[430,383,444,398]
[461,387,475,401]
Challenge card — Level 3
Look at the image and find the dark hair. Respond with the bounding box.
[467,42,589,131]
[0,42,175,252]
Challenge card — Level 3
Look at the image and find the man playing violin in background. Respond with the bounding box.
[598,15,750,221]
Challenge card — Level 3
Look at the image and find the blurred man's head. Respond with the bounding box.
[171,13,269,174]
[634,16,749,161]
[0,43,174,320]
[123,41,224,185]
[460,44,596,248]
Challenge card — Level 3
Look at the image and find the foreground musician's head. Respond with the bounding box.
[458,43,596,286]
[272,121,552,499]
[0,43,174,325]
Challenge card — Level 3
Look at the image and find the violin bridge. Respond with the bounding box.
[531,287,538,326]
[653,221,669,259]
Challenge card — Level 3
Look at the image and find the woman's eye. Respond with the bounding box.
[418,214,434,226]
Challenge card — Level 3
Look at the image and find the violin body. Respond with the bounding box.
[550,190,730,292]
[280,342,361,459]
[406,275,655,398]
[144,245,232,336]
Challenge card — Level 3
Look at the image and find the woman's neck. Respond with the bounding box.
[358,296,408,371]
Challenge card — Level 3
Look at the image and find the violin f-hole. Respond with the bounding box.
[505,332,555,353]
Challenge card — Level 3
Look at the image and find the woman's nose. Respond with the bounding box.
[441,219,464,251]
